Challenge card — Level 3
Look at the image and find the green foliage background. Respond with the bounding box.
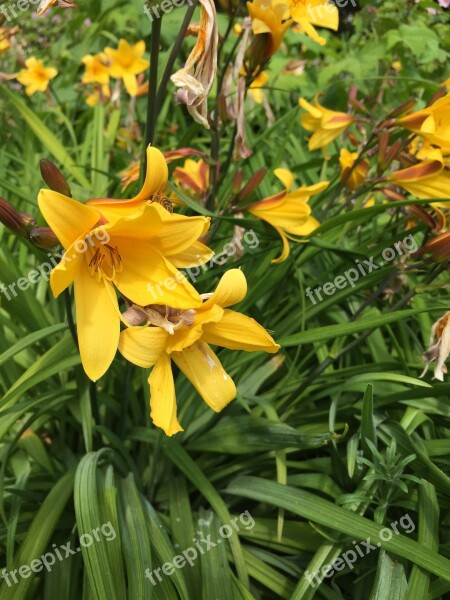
[0,0,450,598]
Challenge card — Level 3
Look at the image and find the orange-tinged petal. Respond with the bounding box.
[74,261,120,381]
[38,189,101,249]
[202,309,280,352]
[148,354,183,436]
[172,342,236,412]
[119,326,168,368]
[202,269,247,309]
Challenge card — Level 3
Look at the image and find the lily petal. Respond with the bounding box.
[172,342,236,412]
[202,309,280,352]
[202,269,247,309]
[49,246,82,297]
[38,189,101,249]
[119,326,168,368]
[149,354,184,436]
[74,261,120,381]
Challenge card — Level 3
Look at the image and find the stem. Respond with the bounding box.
[64,288,78,348]
[154,1,199,117]
[142,16,162,178]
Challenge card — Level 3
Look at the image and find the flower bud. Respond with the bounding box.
[29,226,60,249]
[39,159,72,197]
[0,198,36,237]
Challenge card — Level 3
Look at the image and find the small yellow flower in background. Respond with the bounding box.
[173,159,210,202]
[248,71,269,104]
[0,28,14,54]
[81,53,110,86]
[286,0,339,46]
[119,269,280,436]
[397,92,450,153]
[299,95,354,151]
[392,60,402,72]
[247,168,328,263]
[247,0,292,59]
[339,149,369,191]
[105,39,149,97]
[16,57,58,96]
[387,159,450,203]
[421,311,450,381]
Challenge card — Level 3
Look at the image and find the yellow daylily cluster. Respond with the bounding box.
[299,94,354,151]
[38,147,279,435]
[81,39,149,103]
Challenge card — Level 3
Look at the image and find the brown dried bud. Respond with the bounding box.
[29,227,60,249]
[39,159,72,197]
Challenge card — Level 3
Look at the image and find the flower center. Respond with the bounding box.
[87,242,123,282]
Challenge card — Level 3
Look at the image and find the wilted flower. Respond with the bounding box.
[285,0,339,46]
[104,39,149,97]
[339,149,369,191]
[171,0,218,129]
[16,57,57,96]
[37,0,76,16]
[299,95,354,151]
[421,312,450,381]
[246,169,328,262]
[119,269,280,436]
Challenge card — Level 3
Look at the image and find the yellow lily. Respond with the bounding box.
[285,0,339,46]
[246,169,328,263]
[119,269,280,436]
[16,57,57,96]
[81,52,110,85]
[87,147,213,268]
[247,0,292,59]
[397,92,450,153]
[104,39,149,97]
[339,148,369,191]
[173,159,210,202]
[387,159,450,204]
[299,95,354,151]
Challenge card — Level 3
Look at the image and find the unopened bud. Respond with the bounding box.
[29,227,60,249]
[0,198,36,237]
[236,168,267,202]
[386,98,416,120]
[417,231,450,261]
[39,159,72,197]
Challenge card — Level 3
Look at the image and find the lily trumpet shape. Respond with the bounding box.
[299,95,354,151]
[87,146,213,268]
[386,159,450,204]
[105,39,149,97]
[119,269,280,436]
[246,169,328,262]
[38,174,212,382]
[397,92,450,153]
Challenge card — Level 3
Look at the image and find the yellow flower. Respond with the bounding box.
[81,52,110,85]
[16,57,57,96]
[286,0,339,46]
[299,94,354,151]
[173,159,210,201]
[0,29,11,54]
[247,169,328,263]
[247,0,292,59]
[397,92,450,153]
[339,149,369,191]
[248,71,269,104]
[104,39,149,97]
[392,60,402,72]
[387,159,450,203]
[38,147,212,382]
[119,269,280,436]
